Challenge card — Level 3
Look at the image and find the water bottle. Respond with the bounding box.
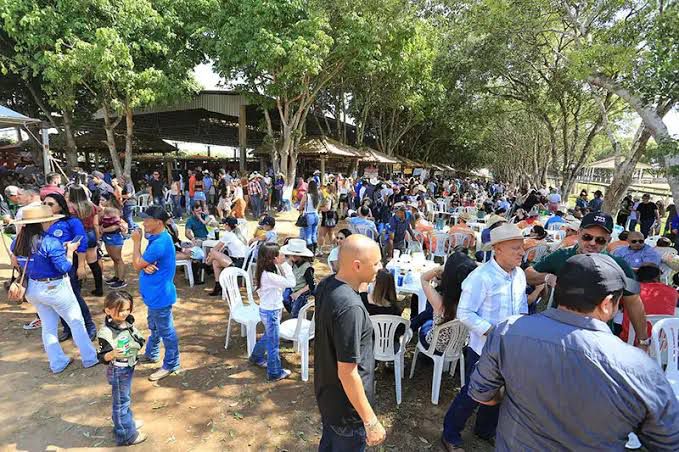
[116,336,130,357]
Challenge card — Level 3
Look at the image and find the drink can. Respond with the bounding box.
[116,336,130,357]
[397,274,404,287]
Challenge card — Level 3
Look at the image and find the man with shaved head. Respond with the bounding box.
[314,234,385,451]
[613,231,661,269]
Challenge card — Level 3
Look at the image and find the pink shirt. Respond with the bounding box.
[40,185,64,200]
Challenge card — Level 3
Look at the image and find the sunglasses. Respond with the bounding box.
[581,233,608,246]
[629,240,644,244]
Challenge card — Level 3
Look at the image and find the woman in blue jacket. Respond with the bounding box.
[12,205,98,373]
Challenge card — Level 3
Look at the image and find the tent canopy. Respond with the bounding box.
[0,105,41,128]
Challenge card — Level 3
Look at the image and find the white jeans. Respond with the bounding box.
[26,277,98,372]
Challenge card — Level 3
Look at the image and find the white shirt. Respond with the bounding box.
[219,231,248,258]
[457,258,528,355]
[257,262,296,310]
[328,246,339,271]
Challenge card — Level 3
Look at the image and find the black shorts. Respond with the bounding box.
[339,194,348,202]
[230,257,245,268]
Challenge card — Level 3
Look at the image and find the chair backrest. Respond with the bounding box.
[651,318,679,378]
[645,235,661,247]
[628,314,676,345]
[138,193,151,208]
[429,233,450,257]
[450,232,471,250]
[370,315,411,361]
[425,199,437,213]
[354,223,379,240]
[427,319,468,358]
[293,301,315,340]
[219,266,255,311]
[547,229,566,242]
[523,244,550,264]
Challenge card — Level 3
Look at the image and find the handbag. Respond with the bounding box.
[295,213,308,227]
[8,255,29,304]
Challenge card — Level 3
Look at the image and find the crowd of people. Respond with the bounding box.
[2,164,679,450]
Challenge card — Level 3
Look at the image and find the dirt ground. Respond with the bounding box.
[0,210,492,452]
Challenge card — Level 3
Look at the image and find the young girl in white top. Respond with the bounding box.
[249,242,296,381]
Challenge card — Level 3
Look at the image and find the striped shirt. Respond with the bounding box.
[457,258,528,355]
[248,179,263,196]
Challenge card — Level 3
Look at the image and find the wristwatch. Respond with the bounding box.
[638,337,651,346]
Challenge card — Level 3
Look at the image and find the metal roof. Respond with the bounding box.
[0,105,41,128]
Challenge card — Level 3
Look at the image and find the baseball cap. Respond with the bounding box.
[92,171,104,179]
[557,253,639,298]
[259,215,276,228]
[140,205,170,222]
[489,223,524,246]
[223,216,238,229]
[4,185,19,197]
[580,212,613,233]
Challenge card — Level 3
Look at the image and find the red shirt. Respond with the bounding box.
[621,282,678,343]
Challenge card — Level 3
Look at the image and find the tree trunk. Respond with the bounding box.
[602,126,652,213]
[124,105,134,178]
[102,103,123,177]
[61,108,78,169]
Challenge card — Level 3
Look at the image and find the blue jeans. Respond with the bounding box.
[122,203,135,230]
[250,194,262,217]
[282,289,310,318]
[144,306,180,371]
[107,365,139,446]
[319,423,366,452]
[443,348,499,445]
[61,253,96,338]
[249,308,284,380]
[171,194,183,218]
[300,212,319,246]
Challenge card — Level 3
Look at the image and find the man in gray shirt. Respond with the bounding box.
[469,253,679,451]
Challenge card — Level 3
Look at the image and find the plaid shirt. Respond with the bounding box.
[248,179,263,196]
[458,258,528,355]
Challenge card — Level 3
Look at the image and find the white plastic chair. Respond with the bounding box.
[450,232,472,250]
[371,315,413,405]
[175,259,194,287]
[546,221,564,231]
[280,301,315,381]
[409,319,469,404]
[132,193,151,216]
[428,233,451,262]
[219,267,261,356]
[407,231,425,254]
[645,235,661,247]
[656,247,677,284]
[627,314,676,346]
[651,318,679,399]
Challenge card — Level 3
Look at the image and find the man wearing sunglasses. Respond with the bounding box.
[526,212,650,350]
[612,231,661,270]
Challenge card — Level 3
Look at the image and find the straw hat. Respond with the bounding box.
[486,214,506,228]
[248,172,262,180]
[489,223,524,246]
[13,205,64,225]
[280,239,314,257]
[458,211,471,222]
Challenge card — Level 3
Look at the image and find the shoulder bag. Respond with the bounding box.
[8,256,29,304]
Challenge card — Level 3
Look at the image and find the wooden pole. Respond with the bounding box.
[320,156,326,185]
[239,104,247,173]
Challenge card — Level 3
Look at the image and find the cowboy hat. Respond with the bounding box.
[458,211,471,222]
[489,223,524,246]
[280,238,314,257]
[13,205,64,225]
[486,214,506,228]
[248,172,262,180]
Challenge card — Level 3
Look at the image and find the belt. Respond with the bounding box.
[113,359,134,368]
[33,275,66,282]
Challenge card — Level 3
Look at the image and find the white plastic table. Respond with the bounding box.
[385,258,438,314]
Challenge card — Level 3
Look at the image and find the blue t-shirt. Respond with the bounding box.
[544,216,566,228]
[48,217,88,253]
[139,231,177,309]
[12,233,72,280]
[185,214,209,239]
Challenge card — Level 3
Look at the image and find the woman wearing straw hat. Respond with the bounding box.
[11,205,98,373]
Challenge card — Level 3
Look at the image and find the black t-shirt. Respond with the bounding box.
[149,179,164,198]
[636,201,657,221]
[314,276,375,426]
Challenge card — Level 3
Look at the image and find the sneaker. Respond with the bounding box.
[58,331,72,343]
[23,318,41,330]
[268,369,292,382]
[135,419,145,430]
[440,436,464,452]
[249,358,267,368]
[104,277,119,285]
[90,289,104,297]
[129,432,147,445]
[148,368,178,382]
[109,280,128,289]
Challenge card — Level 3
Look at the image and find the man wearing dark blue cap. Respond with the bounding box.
[468,253,679,451]
[526,212,650,350]
[131,206,180,381]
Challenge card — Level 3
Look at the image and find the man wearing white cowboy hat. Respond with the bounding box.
[441,223,528,450]
[280,239,315,318]
[248,172,264,218]
[11,205,99,373]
